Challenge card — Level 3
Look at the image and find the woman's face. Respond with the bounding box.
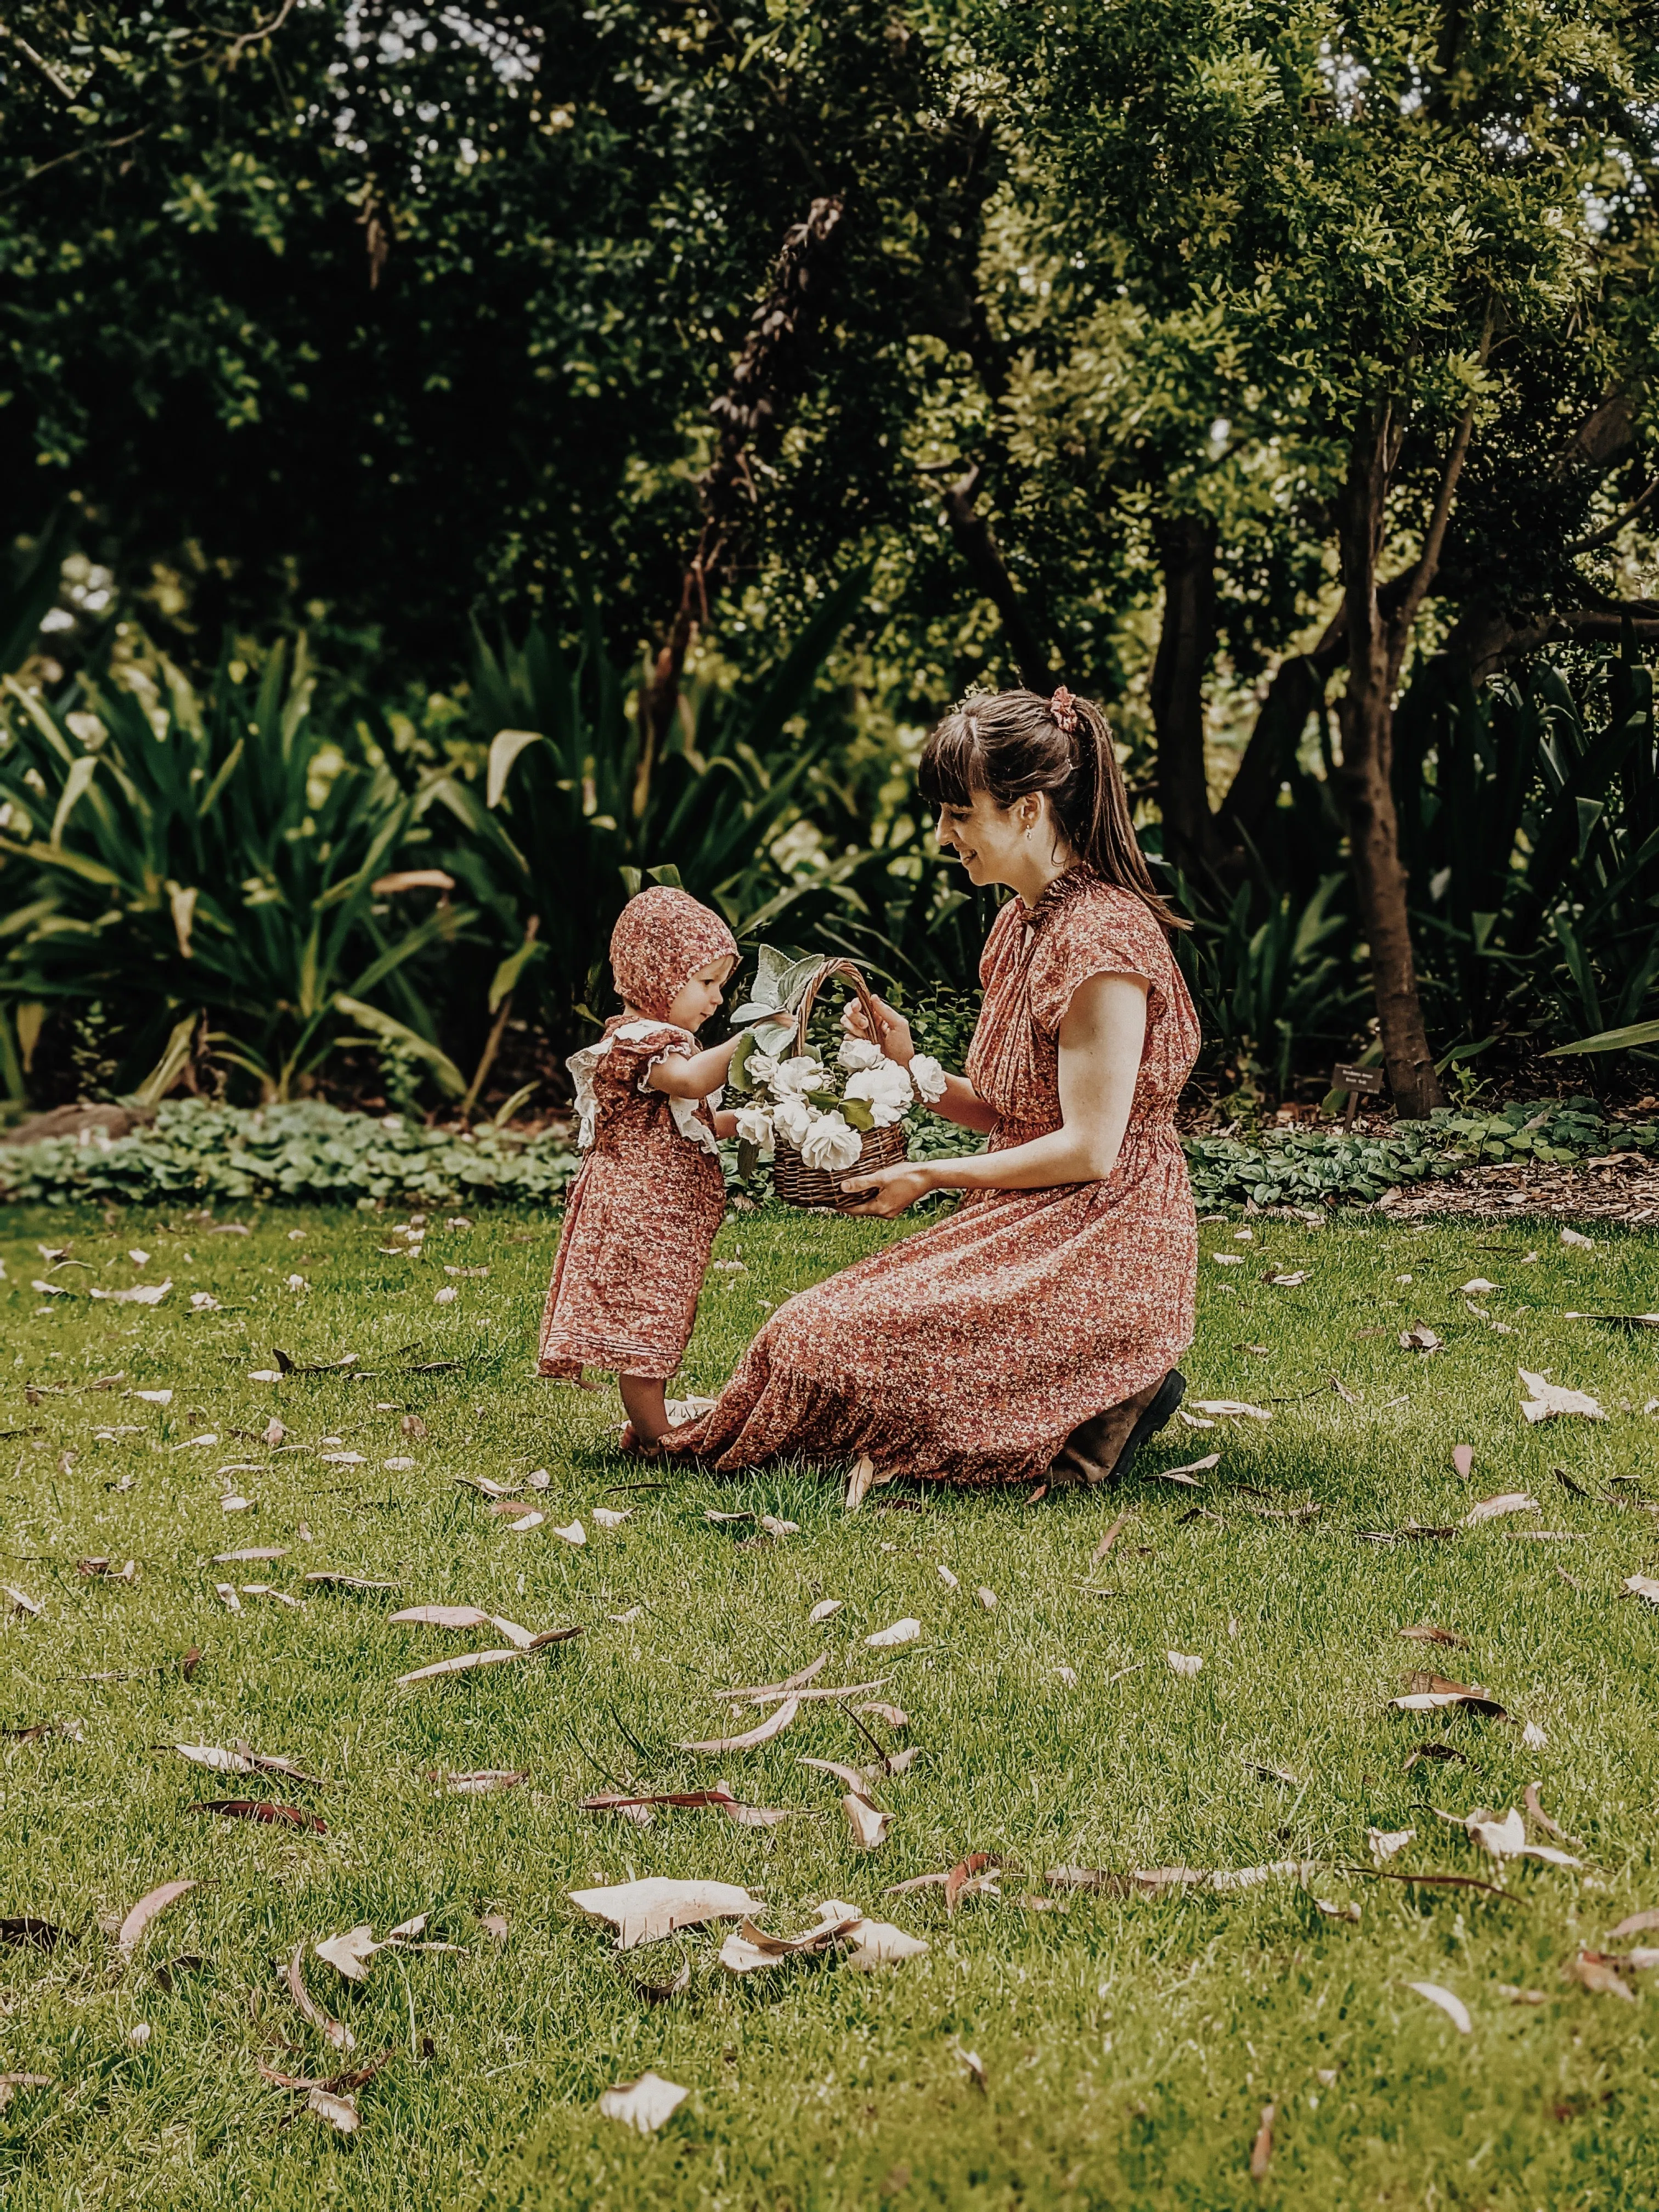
[932,788,1041,888]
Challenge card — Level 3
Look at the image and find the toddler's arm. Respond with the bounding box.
[645,1031,742,1101]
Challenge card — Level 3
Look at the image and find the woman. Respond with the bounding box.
[663,685,1201,1489]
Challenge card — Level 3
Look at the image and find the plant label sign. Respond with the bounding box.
[1331,1063,1387,1127]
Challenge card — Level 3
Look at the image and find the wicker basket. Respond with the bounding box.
[769,958,910,1211]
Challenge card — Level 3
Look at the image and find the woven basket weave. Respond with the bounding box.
[769,958,909,1212]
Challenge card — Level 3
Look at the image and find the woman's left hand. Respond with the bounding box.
[838,1161,938,1217]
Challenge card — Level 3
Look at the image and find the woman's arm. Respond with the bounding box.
[839,973,1149,1217]
[841,993,998,1135]
[646,1031,743,1101]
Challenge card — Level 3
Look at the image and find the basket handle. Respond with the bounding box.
[792,958,887,1061]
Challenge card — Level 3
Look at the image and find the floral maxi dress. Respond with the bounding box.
[663,870,1201,1485]
[537,1018,727,1380]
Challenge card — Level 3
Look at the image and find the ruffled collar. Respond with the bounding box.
[1019,864,1097,929]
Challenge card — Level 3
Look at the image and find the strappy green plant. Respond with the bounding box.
[0,640,471,1099]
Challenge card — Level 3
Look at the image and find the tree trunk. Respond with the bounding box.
[939,464,1056,693]
[1334,413,1445,1117]
[1149,515,1222,877]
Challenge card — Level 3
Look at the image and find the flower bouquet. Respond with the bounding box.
[726,950,946,1210]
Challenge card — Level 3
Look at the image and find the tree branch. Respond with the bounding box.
[1566,472,1659,556]
[934,462,1056,693]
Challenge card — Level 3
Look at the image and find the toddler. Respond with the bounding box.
[537,885,745,1445]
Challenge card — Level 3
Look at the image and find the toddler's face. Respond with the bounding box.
[668,956,733,1032]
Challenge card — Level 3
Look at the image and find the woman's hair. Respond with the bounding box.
[918,686,1188,935]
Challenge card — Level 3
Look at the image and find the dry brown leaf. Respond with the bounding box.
[718,1905,861,1974]
[843,1912,930,1967]
[866,1617,922,1649]
[441,1769,528,1795]
[1464,1491,1539,1527]
[843,1793,889,1850]
[0,2075,52,2109]
[396,1647,527,1686]
[315,1926,379,1983]
[305,2087,359,2133]
[304,1572,400,1592]
[960,2047,988,2092]
[1390,1674,1509,1720]
[1563,1953,1634,2000]
[569,1877,761,1950]
[1608,1908,1659,1940]
[1089,1509,1132,1570]
[1624,1574,1659,1606]
[845,1454,887,1513]
[4,1585,43,1618]
[975,1585,997,1610]
[189,1798,326,1833]
[1400,1623,1466,1649]
[117,1880,195,1956]
[481,1911,509,1943]
[1522,1782,1573,1844]
[1399,1324,1442,1353]
[808,1599,844,1623]
[679,1695,800,1756]
[855,1702,908,1729]
[1519,1369,1606,1424]
[285,1943,356,2051]
[1249,2103,1274,2180]
[1369,1828,1415,1863]
[627,1955,691,2001]
[598,2071,689,2134]
[1409,1981,1471,2033]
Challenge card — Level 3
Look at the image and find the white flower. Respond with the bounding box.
[845,1059,913,1130]
[799,1110,863,1173]
[733,1106,774,1159]
[772,1093,815,1148]
[836,1035,884,1073]
[744,1049,781,1087]
[909,1053,947,1104]
[768,1053,825,1096]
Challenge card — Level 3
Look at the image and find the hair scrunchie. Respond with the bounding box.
[1048,686,1078,737]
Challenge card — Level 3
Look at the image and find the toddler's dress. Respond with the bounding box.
[537,1017,726,1380]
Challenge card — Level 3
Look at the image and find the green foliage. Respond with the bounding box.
[425,578,870,1045]
[0,1098,579,1209]
[1177,872,1367,1096]
[1398,643,1659,1048]
[0,642,467,1098]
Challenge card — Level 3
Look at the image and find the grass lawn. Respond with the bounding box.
[2,1194,1658,2211]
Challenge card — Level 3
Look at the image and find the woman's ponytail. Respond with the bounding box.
[919,686,1188,937]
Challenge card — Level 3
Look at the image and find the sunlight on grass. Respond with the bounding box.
[2,1200,1657,2208]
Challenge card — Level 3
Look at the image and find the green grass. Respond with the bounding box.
[3,1196,1659,2211]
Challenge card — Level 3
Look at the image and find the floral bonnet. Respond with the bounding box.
[609,886,738,1023]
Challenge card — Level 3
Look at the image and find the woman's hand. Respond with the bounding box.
[837,1160,937,1217]
[841,991,915,1068]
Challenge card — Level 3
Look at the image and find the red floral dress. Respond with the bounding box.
[537,1019,727,1381]
[663,871,1200,1485]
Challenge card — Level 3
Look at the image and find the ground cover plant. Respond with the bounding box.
[2,1201,1658,2209]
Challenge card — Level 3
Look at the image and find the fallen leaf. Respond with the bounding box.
[960,2047,988,2092]
[1166,1651,1203,1677]
[214,1584,242,1613]
[1153,1453,1220,1486]
[856,1702,908,1729]
[1315,1898,1362,1921]
[598,2070,689,2134]
[1624,1575,1659,1606]
[843,1794,889,1849]
[808,1599,844,1623]
[1249,2102,1275,2180]
[1188,1401,1271,1420]
[975,1585,997,1611]
[1522,1782,1572,1843]
[937,1565,959,1590]
[396,1647,531,1686]
[1409,1981,1471,2034]
[117,1881,195,1956]
[1,1917,70,1950]
[1563,1953,1634,1999]
[1054,1664,1079,1687]
[283,1945,356,2050]
[1391,1673,1510,1720]
[1369,1828,1415,1863]
[213,1547,287,1565]
[1452,1443,1475,1479]
[164,1743,323,1786]
[303,1573,400,1592]
[1497,1983,1545,2004]
[1459,1281,1497,1296]
[550,1520,585,1545]
[89,1280,172,1305]
[718,1904,862,1973]
[1519,1369,1606,1424]
[1464,1491,1539,1527]
[842,1910,930,1967]
[569,1877,762,1950]
[1560,1226,1594,1248]
[189,1799,325,1833]
[679,1696,800,1756]
[482,1911,509,1942]
[1398,1323,1442,1353]
[591,1507,631,1530]
[845,1453,887,1512]
[4,1585,43,1618]
[866,1618,921,1649]
[315,1926,379,1982]
[1400,1623,1466,1648]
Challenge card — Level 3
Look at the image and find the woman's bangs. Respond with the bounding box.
[917,716,981,810]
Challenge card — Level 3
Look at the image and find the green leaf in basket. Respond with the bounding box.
[840,1097,874,1133]
[805,1089,843,1114]
[728,1030,759,1093]
[736,1136,760,1180]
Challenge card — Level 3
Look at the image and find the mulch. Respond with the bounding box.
[1378,1154,1659,1227]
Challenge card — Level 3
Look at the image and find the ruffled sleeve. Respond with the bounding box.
[1026,882,1169,1039]
[616,1020,723,1157]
